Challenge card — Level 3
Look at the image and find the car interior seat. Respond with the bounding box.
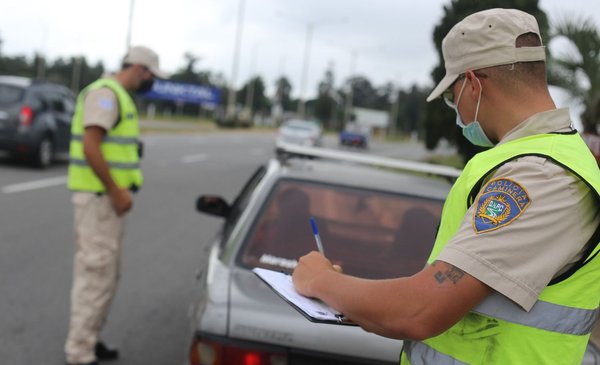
[263,187,314,260]
[388,206,439,277]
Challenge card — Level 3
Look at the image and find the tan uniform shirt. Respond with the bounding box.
[82,86,119,131]
[438,108,600,311]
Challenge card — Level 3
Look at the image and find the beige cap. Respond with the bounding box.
[426,8,546,102]
[123,45,168,78]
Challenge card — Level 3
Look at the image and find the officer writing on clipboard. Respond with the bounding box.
[292,8,600,364]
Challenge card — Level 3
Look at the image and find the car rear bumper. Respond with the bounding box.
[340,137,367,147]
[189,331,398,365]
[0,129,42,153]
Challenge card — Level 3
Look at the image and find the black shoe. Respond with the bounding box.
[95,341,119,361]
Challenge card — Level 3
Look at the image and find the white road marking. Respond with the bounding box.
[181,153,208,164]
[2,175,68,194]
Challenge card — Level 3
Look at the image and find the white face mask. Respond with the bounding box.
[445,76,494,147]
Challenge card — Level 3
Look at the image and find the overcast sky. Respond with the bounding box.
[1,0,599,106]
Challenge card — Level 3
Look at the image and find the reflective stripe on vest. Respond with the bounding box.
[70,134,139,145]
[69,158,140,170]
[404,341,468,365]
[472,292,599,335]
[402,295,600,364]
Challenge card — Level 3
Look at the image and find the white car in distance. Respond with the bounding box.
[276,119,323,147]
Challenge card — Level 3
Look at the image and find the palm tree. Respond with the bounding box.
[549,16,600,134]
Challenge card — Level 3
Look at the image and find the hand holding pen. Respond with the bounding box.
[292,217,343,297]
[310,216,325,256]
[309,217,342,273]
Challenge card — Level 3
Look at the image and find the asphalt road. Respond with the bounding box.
[0,127,452,365]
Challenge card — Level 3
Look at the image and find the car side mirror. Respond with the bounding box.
[196,195,231,218]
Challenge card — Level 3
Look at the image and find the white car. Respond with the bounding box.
[276,119,323,147]
[186,144,460,365]
[186,143,600,365]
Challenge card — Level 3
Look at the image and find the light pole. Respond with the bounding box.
[126,0,135,51]
[343,50,358,126]
[277,13,346,118]
[271,55,287,126]
[226,0,246,122]
[35,53,45,80]
[388,72,404,138]
[389,83,400,137]
[297,22,314,118]
[71,55,83,93]
[244,41,260,124]
[36,25,47,80]
[329,44,385,125]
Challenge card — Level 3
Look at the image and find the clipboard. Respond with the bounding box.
[253,267,357,326]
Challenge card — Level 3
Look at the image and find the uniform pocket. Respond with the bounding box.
[96,195,114,222]
[72,192,95,208]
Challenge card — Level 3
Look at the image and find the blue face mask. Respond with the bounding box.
[456,117,494,147]
[447,77,494,147]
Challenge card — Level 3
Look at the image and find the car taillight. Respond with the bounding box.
[19,106,34,126]
[189,335,287,365]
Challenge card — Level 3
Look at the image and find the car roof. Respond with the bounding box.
[0,75,32,88]
[274,143,460,191]
[0,76,71,91]
[274,157,451,200]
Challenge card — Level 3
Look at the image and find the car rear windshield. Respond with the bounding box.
[239,179,443,279]
[0,84,25,106]
[285,124,316,131]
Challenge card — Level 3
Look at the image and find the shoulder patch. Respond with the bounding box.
[473,178,531,234]
[98,98,115,110]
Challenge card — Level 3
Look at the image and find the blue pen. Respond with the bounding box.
[310,216,325,256]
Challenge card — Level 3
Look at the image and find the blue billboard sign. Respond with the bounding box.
[142,79,221,107]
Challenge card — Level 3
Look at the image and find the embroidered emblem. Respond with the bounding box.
[473,178,531,233]
[98,98,114,110]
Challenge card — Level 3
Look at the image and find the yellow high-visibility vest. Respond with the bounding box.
[68,78,143,192]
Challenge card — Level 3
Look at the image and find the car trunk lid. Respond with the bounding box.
[228,268,402,363]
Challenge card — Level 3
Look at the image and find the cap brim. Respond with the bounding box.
[149,67,168,79]
[426,73,459,102]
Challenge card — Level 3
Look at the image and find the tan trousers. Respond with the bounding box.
[65,192,125,364]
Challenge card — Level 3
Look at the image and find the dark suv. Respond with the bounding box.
[0,76,76,167]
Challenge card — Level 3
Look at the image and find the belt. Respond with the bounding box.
[94,185,139,197]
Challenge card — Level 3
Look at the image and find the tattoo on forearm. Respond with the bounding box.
[432,262,465,284]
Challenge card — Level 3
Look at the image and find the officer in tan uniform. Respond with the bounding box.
[65,46,167,365]
[292,8,600,364]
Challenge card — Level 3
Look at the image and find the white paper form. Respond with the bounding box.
[253,267,355,325]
